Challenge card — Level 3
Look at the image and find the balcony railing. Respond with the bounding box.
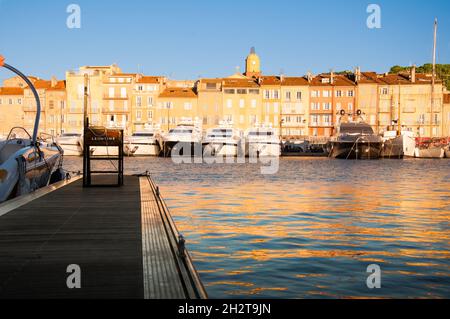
[102,107,129,113]
[103,95,129,100]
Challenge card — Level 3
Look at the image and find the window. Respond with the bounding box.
[124,100,128,111]
[286,91,291,101]
[109,87,115,98]
[311,102,320,110]
[224,89,235,94]
[348,90,354,97]
[137,85,144,91]
[206,83,216,90]
[60,101,65,110]
[265,90,270,99]
[336,103,342,110]
[311,115,319,124]
[382,87,388,95]
[274,103,279,113]
[336,90,342,97]
[225,114,233,122]
[121,87,127,98]
[273,90,279,99]
[147,96,153,106]
[0,99,2,104]
[296,91,302,100]
[323,91,330,98]
[184,102,192,110]
[148,110,153,119]
[249,89,259,95]
[227,99,232,108]
[250,115,257,124]
[8,99,13,105]
[237,89,246,94]
[311,91,320,98]
[239,99,245,108]
[109,100,114,111]
[136,110,142,120]
[136,96,142,107]
[49,100,54,108]
[323,102,331,110]
[323,115,331,125]
[18,98,22,105]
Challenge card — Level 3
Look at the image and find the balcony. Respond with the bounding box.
[103,95,129,100]
[102,107,129,114]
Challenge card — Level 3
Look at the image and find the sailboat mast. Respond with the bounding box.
[431,18,437,137]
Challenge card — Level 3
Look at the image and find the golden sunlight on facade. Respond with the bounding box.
[0,48,448,138]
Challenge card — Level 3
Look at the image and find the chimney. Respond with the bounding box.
[330,69,335,84]
[51,76,57,88]
[136,73,142,82]
[307,71,313,83]
[280,72,285,83]
[411,65,416,83]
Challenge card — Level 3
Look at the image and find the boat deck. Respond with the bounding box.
[0,175,206,299]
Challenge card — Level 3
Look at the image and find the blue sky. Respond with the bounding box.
[0,0,449,82]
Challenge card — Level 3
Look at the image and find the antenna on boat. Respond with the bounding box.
[431,18,437,137]
[0,55,40,145]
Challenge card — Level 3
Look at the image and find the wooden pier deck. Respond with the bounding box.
[0,174,206,299]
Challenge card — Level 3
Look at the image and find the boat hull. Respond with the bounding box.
[124,143,160,156]
[202,142,239,157]
[163,141,202,157]
[330,141,382,160]
[246,142,280,157]
[0,143,62,202]
[414,147,445,158]
[381,135,416,158]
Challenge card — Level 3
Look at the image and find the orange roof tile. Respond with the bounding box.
[223,78,259,88]
[136,76,161,84]
[0,87,24,95]
[159,87,197,98]
[310,74,355,86]
[281,76,309,86]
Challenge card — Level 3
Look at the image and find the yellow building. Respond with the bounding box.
[0,87,24,136]
[377,68,444,137]
[443,93,450,137]
[66,65,121,133]
[131,75,166,131]
[280,76,310,137]
[196,78,223,128]
[157,87,198,132]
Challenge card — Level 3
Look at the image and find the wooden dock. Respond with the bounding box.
[0,174,207,299]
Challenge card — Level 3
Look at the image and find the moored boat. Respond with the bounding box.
[0,57,64,203]
[202,121,243,157]
[381,130,416,158]
[161,118,202,157]
[414,138,445,158]
[330,121,382,160]
[124,125,161,156]
[245,124,280,157]
[56,132,83,156]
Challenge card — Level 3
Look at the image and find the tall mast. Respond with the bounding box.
[431,18,437,137]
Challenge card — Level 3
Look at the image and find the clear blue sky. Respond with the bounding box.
[0,0,449,82]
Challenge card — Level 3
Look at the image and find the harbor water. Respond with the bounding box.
[64,157,450,298]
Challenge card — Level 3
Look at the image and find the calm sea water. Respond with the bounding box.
[64,156,450,299]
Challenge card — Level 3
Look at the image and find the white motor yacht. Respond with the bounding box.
[124,125,161,156]
[56,132,83,156]
[202,121,243,157]
[245,124,281,157]
[162,118,202,157]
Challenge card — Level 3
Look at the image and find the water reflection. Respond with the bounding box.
[64,157,450,298]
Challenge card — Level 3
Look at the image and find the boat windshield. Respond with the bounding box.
[339,123,374,135]
[209,129,233,138]
[133,133,154,137]
[248,131,274,136]
[61,133,81,137]
[169,129,193,134]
